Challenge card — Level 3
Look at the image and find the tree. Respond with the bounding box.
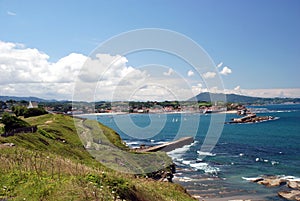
[23,108,48,118]
[0,112,30,132]
[12,106,27,117]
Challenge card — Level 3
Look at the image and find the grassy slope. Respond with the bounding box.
[0,114,195,201]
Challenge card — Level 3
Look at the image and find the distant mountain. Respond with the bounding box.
[190,92,300,104]
[1,94,299,104]
[0,96,53,102]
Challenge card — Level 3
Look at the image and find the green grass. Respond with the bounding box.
[0,114,196,201]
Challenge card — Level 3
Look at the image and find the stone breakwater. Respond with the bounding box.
[245,176,300,200]
[134,137,194,152]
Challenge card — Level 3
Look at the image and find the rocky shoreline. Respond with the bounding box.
[226,113,276,124]
[245,175,300,200]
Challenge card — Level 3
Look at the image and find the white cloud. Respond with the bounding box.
[163,68,174,76]
[78,54,142,83]
[187,70,194,77]
[220,66,232,75]
[1,40,298,101]
[7,11,16,16]
[217,62,223,68]
[191,83,203,95]
[0,40,149,101]
[202,71,216,79]
[82,54,148,101]
[0,41,87,99]
[240,88,300,98]
[222,87,300,98]
[0,41,87,85]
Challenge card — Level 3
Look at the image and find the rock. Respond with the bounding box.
[257,177,286,187]
[246,175,300,200]
[288,181,300,190]
[278,190,300,200]
[3,143,15,147]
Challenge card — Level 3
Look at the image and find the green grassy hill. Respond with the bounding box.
[0,114,195,201]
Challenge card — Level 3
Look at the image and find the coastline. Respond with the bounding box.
[75,107,300,201]
[73,110,238,116]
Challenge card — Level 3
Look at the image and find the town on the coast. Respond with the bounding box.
[1,94,295,124]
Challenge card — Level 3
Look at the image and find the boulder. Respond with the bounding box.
[278,190,300,201]
[257,177,286,187]
[288,181,300,190]
[0,143,15,148]
[246,175,300,200]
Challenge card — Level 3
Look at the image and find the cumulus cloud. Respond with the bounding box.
[0,40,178,101]
[77,54,148,101]
[191,83,203,95]
[3,40,297,101]
[0,41,86,85]
[163,68,174,76]
[187,70,194,77]
[77,54,143,83]
[220,66,232,75]
[202,71,216,79]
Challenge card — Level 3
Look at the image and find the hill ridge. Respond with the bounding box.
[190,92,300,104]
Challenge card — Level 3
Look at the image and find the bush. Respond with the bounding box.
[0,112,30,132]
[12,106,27,117]
[24,108,48,118]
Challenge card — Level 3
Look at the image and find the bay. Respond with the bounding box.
[87,104,300,200]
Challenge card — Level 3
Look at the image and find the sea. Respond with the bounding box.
[83,104,300,200]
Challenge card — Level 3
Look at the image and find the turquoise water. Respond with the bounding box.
[90,104,300,200]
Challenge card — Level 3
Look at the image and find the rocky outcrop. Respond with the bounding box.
[257,176,287,187]
[289,181,300,190]
[247,175,300,200]
[278,181,300,200]
[278,190,300,201]
[145,163,176,182]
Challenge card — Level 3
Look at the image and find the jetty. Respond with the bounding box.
[135,137,194,153]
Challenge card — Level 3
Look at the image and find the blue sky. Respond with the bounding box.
[0,0,300,100]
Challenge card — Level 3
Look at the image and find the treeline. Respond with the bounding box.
[12,106,48,118]
[39,101,72,113]
[0,112,31,133]
[128,101,181,109]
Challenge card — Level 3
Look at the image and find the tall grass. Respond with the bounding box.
[0,114,196,201]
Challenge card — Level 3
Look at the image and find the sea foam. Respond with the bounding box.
[197,151,216,156]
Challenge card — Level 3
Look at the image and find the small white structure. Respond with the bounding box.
[27,101,38,109]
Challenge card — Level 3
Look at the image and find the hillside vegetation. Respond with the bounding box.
[0,114,195,201]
